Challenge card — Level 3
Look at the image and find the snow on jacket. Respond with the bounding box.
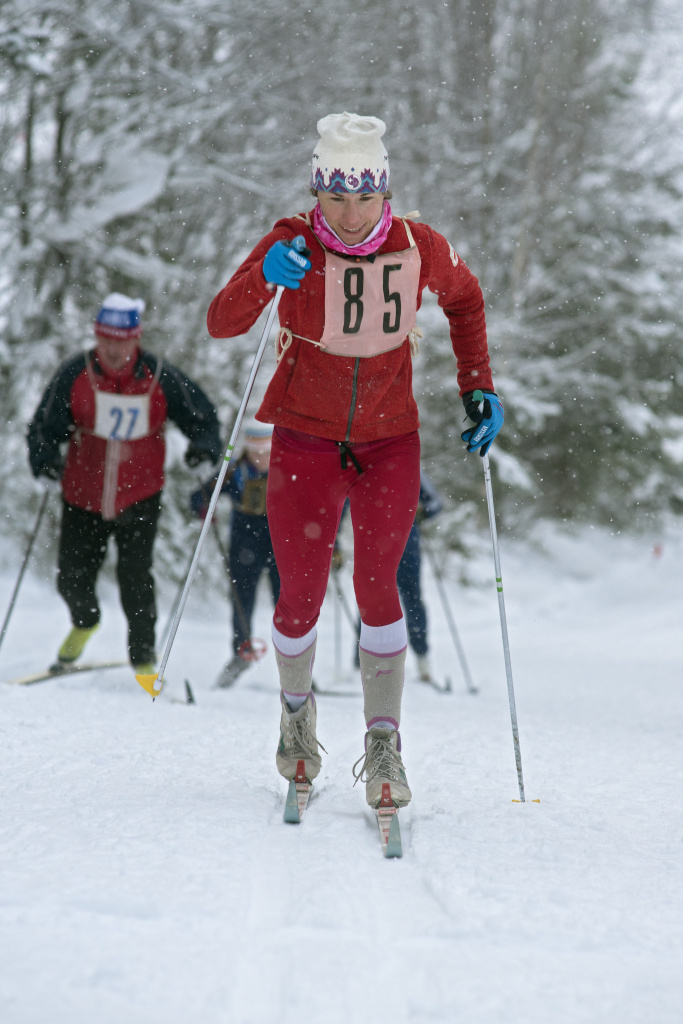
[206,210,493,443]
[28,348,221,518]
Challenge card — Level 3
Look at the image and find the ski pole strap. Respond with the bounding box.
[336,441,363,475]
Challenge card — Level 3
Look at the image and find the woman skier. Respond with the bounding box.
[207,111,503,810]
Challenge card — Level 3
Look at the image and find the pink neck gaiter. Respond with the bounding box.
[313,200,393,256]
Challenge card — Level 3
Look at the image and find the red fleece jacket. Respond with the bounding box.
[207,212,493,443]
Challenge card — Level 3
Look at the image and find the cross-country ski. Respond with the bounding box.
[5,660,128,687]
[283,759,313,824]
[376,783,403,858]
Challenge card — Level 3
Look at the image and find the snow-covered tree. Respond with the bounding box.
[1,0,682,583]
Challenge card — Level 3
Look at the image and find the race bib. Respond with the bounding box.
[93,391,151,441]
[320,245,421,358]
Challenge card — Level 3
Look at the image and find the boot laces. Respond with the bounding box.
[352,733,404,788]
[282,706,325,765]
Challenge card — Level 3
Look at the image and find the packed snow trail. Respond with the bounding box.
[1,526,682,1023]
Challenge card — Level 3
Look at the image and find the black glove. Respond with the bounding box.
[38,457,64,482]
[185,445,213,468]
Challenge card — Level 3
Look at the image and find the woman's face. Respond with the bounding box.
[317,191,385,245]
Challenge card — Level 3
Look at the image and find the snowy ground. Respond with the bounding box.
[1,523,682,1024]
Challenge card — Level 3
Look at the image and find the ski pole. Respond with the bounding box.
[136,284,285,698]
[472,390,526,801]
[158,545,197,652]
[422,539,477,695]
[0,487,51,656]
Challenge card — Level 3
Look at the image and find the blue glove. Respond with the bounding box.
[262,235,312,289]
[461,389,504,456]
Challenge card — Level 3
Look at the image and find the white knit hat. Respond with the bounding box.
[244,420,273,440]
[311,112,389,193]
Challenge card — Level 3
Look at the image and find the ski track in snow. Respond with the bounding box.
[1,526,682,1024]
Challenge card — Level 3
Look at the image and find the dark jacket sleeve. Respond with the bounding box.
[26,354,86,477]
[150,355,222,461]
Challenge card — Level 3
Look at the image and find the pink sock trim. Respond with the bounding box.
[273,638,316,660]
[359,645,407,659]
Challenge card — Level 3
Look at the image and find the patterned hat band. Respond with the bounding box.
[94,293,145,340]
[96,307,141,329]
[311,166,389,194]
[311,113,390,193]
[94,322,143,341]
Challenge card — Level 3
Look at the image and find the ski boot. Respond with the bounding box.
[416,654,433,684]
[132,662,155,676]
[50,624,100,673]
[214,655,249,689]
[352,726,412,808]
[276,692,323,783]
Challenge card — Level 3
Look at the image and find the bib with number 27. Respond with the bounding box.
[93,391,152,441]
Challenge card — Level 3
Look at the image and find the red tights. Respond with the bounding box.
[267,428,421,638]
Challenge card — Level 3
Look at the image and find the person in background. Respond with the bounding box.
[206,112,502,811]
[191,421,280,689]
[340,469,443,683]
[28,293,221,675]
[396,471,443,683]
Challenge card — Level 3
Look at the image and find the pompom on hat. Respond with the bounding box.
[311,112,389,194]
[94,293,145,341]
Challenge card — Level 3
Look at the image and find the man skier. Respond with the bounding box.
[206,112,503,811]
[28,293,221,675]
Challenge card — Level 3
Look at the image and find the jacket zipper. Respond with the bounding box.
[344,357,360,443]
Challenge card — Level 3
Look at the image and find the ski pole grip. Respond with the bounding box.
[471,388,485,419]
[288,234,312,259]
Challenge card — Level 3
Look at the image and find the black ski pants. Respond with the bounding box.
[57,493,161,665]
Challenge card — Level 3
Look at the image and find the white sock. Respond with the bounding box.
[271,623,317,657]
[359,617,407,655]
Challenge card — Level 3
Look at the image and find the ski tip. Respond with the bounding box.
[385,813,403,858]
[136,672,162,697]
[283,780,301,823]
[184,680,196,704]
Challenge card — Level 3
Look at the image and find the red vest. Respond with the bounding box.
[62,353,168,518]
